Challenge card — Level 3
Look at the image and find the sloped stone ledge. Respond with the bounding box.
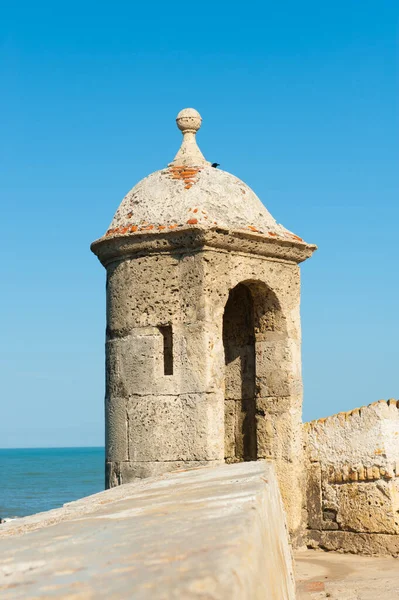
[0,461,296,599]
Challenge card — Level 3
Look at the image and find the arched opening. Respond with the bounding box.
[222,277,303,535]
[223,283,257,462]
[223,279,288,464]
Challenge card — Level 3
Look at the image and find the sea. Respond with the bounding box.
[0,447,104,519]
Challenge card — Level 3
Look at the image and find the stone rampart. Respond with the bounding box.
[305,399,399,556]
[0,461,296,599]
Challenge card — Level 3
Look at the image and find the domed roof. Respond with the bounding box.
[95,109,314,249]
[106,166,301,240]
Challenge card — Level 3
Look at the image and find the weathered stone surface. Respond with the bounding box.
[105,395,128,462]
[116,459,223,483]
[127,393,224,462]
[305,400,399,554]
[333,481,399,534]
[306,401,399,471]
[0,462,296,600]
[307,529,399,557]
[256,338,302,397]
[106,253,207,333]
[306,463,323,530]
[224,398,236,460]
[107,322,224,400]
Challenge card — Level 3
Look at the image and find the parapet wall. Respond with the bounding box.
[305,399,399,556]
[0,461,295,599]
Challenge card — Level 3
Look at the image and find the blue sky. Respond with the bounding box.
[1,1,398,447]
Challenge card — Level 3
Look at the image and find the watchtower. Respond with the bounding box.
[91,109,316,537]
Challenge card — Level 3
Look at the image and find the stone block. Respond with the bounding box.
[106,257,180,331]
[106,330,177,398]
[306,463,323,529]
[255,410,275,459]
[224,345,256,400]
[224,399,236,460]
[106,254,206,333]
[256,397,302,461]
[334,481,399,534]
[177,252,207,322]
[256,338,302,397]
[107,323,224,399]
[307,529,399,557]
[127,393,224,462]
[275,459,305,537]
[234,397,257,461]
[256,395,301,417]
[105,396,128,462]
[175,322,224,394]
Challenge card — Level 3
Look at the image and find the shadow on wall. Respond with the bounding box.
[223,283,257,461]
[223,280,287,464]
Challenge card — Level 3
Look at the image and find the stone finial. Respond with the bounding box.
[169,108,210,167]
[176,108,202,133]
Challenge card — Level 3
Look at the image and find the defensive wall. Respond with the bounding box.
[305,398,399,556]
[0,461,296,599]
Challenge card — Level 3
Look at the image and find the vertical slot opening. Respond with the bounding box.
[159,325,173,376]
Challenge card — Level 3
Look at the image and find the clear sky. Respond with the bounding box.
[1,1,398,448]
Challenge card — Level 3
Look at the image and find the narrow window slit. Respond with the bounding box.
[159,325,173,375]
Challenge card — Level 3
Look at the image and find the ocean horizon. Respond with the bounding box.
[0,447,105,519]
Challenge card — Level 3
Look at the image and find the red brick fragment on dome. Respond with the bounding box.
[167,165,202,190]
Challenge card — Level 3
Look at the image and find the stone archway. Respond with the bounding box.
[222,280,288,465]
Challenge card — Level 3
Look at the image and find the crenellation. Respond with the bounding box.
[307,398,399,431]
[305,398,399,554]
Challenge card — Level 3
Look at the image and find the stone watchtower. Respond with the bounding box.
[91,109,316,537]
